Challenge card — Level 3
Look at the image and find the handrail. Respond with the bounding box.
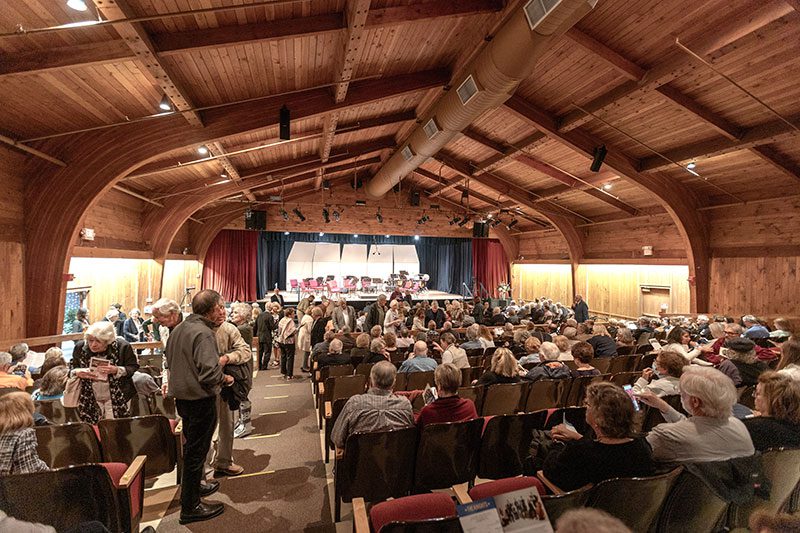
[1,333,83,350]
[588,309,641,321]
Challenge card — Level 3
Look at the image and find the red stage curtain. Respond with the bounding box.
[472,238,510,298]
[202,230,258,302]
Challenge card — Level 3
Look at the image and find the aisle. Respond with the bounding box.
[143,359,335,532]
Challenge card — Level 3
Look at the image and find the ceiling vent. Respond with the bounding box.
[423,118,440,139]
[457,75,480,105]
[524,0,562,31]
[400,146,415,161]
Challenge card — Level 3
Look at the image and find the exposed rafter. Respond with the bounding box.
[749,145,800,183]
[209,142,255,201]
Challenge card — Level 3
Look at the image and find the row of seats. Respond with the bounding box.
[34,392,176,425]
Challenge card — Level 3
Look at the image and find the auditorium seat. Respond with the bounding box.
[478,411,548,480]
[637,352,657,370]
[354,363,376,377]
[480,382,528,416]
[323,398,349,463]
[653,468,729,533]
[0,458,146,533]
[35,399,81,424]
[616,345,635,355]
[523,379,567,412]
[561,374,609,407]
[541,485,592,525]
[393,372,408,392]
[334,427,418,522]
[405,371,435,391]
[318,374,367,427]
[591,358,612,374]
[457,385,485,414]
[639,395,685,433]
[35,422,103,468]
[607,355,640,374]
[413,418,483,492]
[544,407,590,437]
[98,415,181,482]
[607,371,640,387]
[352,493,459,533]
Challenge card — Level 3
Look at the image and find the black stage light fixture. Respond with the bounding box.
[332,210,341,222]
[376,209,384,223]
[279,105,291,140]
[293,207,305,222]
[449,216,461,226]
[461,189,469,201]
[590,144,607,172]
[280,209,289,221]
[506,219,519,230]
[458,216,470,227]
[322,208,331,224]
[490,217,502,227]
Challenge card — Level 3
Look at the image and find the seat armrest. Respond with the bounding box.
[325,401,332,419]
[318,383,325,395]
[452,483,472,504]
[352,497,370,533]
[537,470,564,495]
[119,456,147,489]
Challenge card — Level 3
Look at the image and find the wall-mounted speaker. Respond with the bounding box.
[472,221,490,238]
[245,210,267,230]
[590,144,607,172]
[279,105,290,140]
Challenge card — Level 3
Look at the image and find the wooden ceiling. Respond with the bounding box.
[2,0,799,237]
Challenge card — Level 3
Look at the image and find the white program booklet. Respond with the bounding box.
[458,486,553,533]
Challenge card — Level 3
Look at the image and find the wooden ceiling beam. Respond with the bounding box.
[473,131,549,173]
[557,1,793,132]
[749,145,800,183]
[209,142,255,201]
[92,0,203,127]
[0,40,134,78]
[638,113,800,171]
[654,85,742,141]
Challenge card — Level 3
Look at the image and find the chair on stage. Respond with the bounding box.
[289,279,300,295]
[309,278,322,294]
[327,280,342,296]
[344,278,358,293]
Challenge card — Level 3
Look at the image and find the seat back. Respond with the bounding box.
[34,422,103,468]
[464,348,484,358]
[371,493,459,533]
[727,448,800,529]
[414,418,484,491]
[562,374,608,407]
[34,399,81,424]
[380,517,462,533]
[541,485,592,526]
[607,355,640,374]
[289,279,299,289]
[151,393,176,419]
[480,382,528,416]
[321,364,355,382]
[640,395,685,433]
[406,371,436,391]
[460,367,473,386]
[524,379,568,412]
[592,358,611,374]
[637,352,657,370]
[544,407,590,436]
[98,415,177,478]
[0,464,123,532]
[457,385,485,414]
[587,467,683,532]
[478,411,548,479]
[324,374,367,403]
[654,469,729,533]
[354,363,375,377]
[608,372,640,387]
[616,345,635,355]
[636,343,653,354]
[336,426,418,504]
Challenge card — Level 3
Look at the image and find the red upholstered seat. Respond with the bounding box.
[469,476,546,501]
[101,462,144,524]
[370,493,456,533]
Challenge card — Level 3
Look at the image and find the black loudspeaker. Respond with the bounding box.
[590,144,607,172]
[245,210,267,230]
[279,105,290,140]
[410,191,420,206]
[472,221,490,238]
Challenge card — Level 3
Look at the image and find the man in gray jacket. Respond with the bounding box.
[166,289,232,525]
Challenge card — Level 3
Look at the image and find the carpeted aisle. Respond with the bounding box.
[147,357,335,532]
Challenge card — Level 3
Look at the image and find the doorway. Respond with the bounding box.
[640,286,671,316]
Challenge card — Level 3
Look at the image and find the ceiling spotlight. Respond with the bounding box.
[332,210,341,222]
[506,219,519,230]
[322,208,331,224]
[449,216,461,226]
[686,161,697,170]
[353,234,359,238]
[490,218,503,227]
[385,234,390,238]
[293,207,306,222]
[280,209,289,221]
[319,232,325,237]
[158,94,172,112]
[414,235,420,241]
[603,183,612,190]
[197,146,209,155]
[220,172,228,179]
[67,0,88,11]
[461,190,469,201]
[487,213,493,219]
[284,231,290,236]
[376,209,383,223]
[458,216,471,227]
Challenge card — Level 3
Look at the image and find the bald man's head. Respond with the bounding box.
[413,340,428,357]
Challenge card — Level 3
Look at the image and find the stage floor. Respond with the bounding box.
[259,289,464,305]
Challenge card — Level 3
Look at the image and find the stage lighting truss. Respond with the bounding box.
[457,216,471,227]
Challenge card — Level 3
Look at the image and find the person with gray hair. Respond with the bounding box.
[398,340,438,373]
[330,360,413,457]
[742,315,769,340]
[521,341,571,382]
[0,352,31,390]
[639,366,754,464]
[317,339,350,368]
[460,324,484,351]
[555,508,631,533]
[151,298,183,395]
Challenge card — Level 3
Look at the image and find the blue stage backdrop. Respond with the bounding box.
[256,232,472,298]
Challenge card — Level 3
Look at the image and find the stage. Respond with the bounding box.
[257,289,464,310]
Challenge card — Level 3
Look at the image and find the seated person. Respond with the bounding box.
[478,325,496,349]
[317,339,350,368]
[460,324,484,351]
[553,335,574,361]
[777,338,800,381]
[474,348,521,387]
[615,328,635,349]
[416,363,478,428]
[331,361,413,458]
[542,382,655,492]
[384,332,398,356]
[311,330,335,362]
[363,338,390,365]
[395,328,414,350]
[398,341,438,373]
[718,338,769,387]
[521,342,571,382]
[425,321,440,345]
[571,342,601,377]
[31,366,69,401]
[433,333,469,369]
[0,352,33,391]
[639,366,755,464]
[349,333,371,366]
[0,391,50,475]
[337,326,356,353]
[632,350,687,397]
[662,327,706,365]
[490,307,506,326]
[587,325,618,357]
[518,337,542,365]
[743,371,800,450]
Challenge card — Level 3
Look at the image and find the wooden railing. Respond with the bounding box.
[1,333,84,351]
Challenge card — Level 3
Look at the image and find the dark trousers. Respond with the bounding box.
[258,338,271,370]
[176,396,217,511]
[280,343,295,377]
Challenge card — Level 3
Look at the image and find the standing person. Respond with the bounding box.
[296,307,316,373]
[165,289,232,524]
[425,301,446,330]
[365,294,388,332]
[254,301,275,371]
[230,302,255,438]
[572,295,589,324]
[270,288,285,307]
[296,294,314,322]
[332,299,356,332]
[384,299,403,335]
[151,298,183,396]
[277,308,297,380]
[122,308,144,343]
[71,308,89,334]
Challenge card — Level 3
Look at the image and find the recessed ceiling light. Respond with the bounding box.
[67,0,88,11]
[686,161,697,170]
[220,172,228,178]
[603,183,612,190]
[319,232,325,237]
[414,235,420,240]
[284,231,290,236]
[353,234,359,238]
[197,146,209,155]
[385,234,390,238]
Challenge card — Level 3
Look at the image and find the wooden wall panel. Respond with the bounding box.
[517,231,570,261]
[513,263,573,304]
[709,256,799,317]
[169,223,190,254]
[0,150,25,243]
[575,264,691,319]
[707,197,800,250]
[581,214,687,260]
[0,242,26,341]
[74,189,147,251]
[162,259,201,304]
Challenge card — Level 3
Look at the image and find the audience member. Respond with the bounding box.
[556,508,632,533]
[0,391,49,475]
[776,338,800,381]
[663,327,706,365]
[632,350,686,397]
[365,294,388,332]
[571,294,589,324]
[31,366,68,401]
[543,382,654,491]
[416,363,477,427]
[478,325,496,349]
[312,330,336,362]
[276,308,298,380]
[398,341,438,373]
[364,338,389,364]
[0,352,32,390]
[587,325,618,357]
[570,342,600,377]
[425,301,446,329]
[518,337,542,365]
[742,371,800,450]
[521,342,571,382]
[254,301,276,371]
[122,308,144,343]
[434,333,468,369]
[317,339,351,368]
[718,337,769,387]
[350,333,371,366]
[332,299,356,332]
[615,328,635,348]
[742,315,769,340]
[553,335,573,361]
[331,361,413,457]
[296,306,316,374]
[475,348,521,387]
[640,366,754,464]
[395,327,413,349]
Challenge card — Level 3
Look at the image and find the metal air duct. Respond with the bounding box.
[364,0,598,199]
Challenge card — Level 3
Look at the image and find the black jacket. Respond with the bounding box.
[254,311,275,342]
[270,293,285,307]
[221,363,250,411]
[72,338,139,403]
[311,317,330,347]
[426,308,446,329]
[573,300,589,323]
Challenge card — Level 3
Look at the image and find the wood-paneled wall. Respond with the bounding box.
[517,231,570,261]
[581,213,687,261]
[74,189,148,251]
[0,242,26,340]
[709,256,799,316]
[575,264,691,319]
[0,150,25,243]
[513,263,573,303]
[162,259,201,303]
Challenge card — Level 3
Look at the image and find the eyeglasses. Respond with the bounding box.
[724,330,738,336]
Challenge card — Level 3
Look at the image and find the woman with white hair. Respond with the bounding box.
[520,341,571,382]
[70,321,139,423]
[122,308,144,343]
[639,366,754,463]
